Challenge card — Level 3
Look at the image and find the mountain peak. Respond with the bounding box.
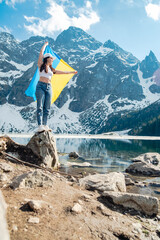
[103,40,121,51]
[140,51,159,78]
[0,32,16,42]
[148,50,158,61]
[55,26,102,51]
[103,39,139,65]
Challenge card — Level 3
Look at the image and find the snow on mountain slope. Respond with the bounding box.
[0,104,29,133]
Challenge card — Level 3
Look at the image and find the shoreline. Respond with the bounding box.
[1,133,160,140]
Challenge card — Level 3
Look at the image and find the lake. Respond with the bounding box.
[11,136,160,174]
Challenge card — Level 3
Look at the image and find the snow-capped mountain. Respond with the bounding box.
[0,26,160,134]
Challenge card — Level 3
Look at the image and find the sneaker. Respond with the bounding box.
[37,125,45,132]
[44,125,52,131]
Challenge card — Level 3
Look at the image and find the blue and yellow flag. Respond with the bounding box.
[25,45,75,104]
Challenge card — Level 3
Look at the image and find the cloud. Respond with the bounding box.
[145,3,160,20]
[0,25,11,33]
[0,0,40,7]
[1,0,26,7]
[24,0,100,37]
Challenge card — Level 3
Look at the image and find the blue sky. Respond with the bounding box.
[0,0,160,61]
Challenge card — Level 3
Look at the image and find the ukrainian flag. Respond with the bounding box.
[25,45,75,104]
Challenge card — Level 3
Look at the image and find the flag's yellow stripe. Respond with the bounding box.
[51,60,75,103]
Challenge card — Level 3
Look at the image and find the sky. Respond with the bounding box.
[0,0,160,61]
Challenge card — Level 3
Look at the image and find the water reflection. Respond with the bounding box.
[56,138,160,174]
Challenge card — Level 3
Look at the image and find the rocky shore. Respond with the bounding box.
[0,133,160,240]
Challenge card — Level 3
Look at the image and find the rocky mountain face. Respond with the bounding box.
[0,26,160,134]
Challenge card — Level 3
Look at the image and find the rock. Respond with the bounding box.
[132,153,160,165]
[67,176,77,182]
[28,216,40,224]
[0,190,10,240]
[72,203,83,213]
[67,162,91,167]
[0,162,13,172]
[69,152,80,158]
[0,139,7,151]
[27,200,44,212]
[126,162,160,177]
[132,223,142,235]
[10,170,54,189]
[12,225,18,232]
[79,172,126,193]
[80,194,92,202]
[125,177,135,186]
[0,173,8,182]
[126,153,160,176]
[27,131,60,169]
[27,200,48,212]
[102,191,159,216]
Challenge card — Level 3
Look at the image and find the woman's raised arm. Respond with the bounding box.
[38,42,48,68]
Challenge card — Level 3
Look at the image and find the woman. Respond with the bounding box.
[36,42,77,132]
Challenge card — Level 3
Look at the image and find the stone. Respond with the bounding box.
[0,173,8,182]
[27,131,60,169]
[80,194,92,201]
[67,162,91,167]
[28,216,40,224]
[132,153,160,165]
[126,162,160,177]
[10,170,54,189]
[0,162,13,172]
[72,203,83,213]
[126,153,160,176]
[125,177,135,186]
[0,139,7,151]
[0,190,10,240]
[12,225,18,232]
[79,172,126,193]
[69,152,80,158]
[102,191,159,216]
[27,200,47,212]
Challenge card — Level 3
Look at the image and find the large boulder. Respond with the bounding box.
[10,170,54,189]
[0,190,10,240]
[126,153,160,176]
[79,172,126,193]
[132,152,160,165]
[27,131,60,169]
[102,191,159,216]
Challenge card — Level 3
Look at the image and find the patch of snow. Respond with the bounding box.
[137,66,160,105]
[48,98,83,133]
[9,61,34,71]
[86,62,98,69]
[0,103,29,133]
[0,70,22,78]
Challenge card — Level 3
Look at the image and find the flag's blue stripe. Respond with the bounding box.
[25,67,39,101]
[25,45,61,100]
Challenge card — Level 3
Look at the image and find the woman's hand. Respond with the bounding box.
[44,41,48,46]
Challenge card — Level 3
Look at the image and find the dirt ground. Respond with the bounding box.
[0,157,160,240]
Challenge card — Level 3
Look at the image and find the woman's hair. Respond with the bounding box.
[40,57,55,73]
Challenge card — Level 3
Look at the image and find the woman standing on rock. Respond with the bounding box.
[36,42,77,132]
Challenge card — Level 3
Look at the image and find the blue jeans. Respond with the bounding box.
[36,81,52,125]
